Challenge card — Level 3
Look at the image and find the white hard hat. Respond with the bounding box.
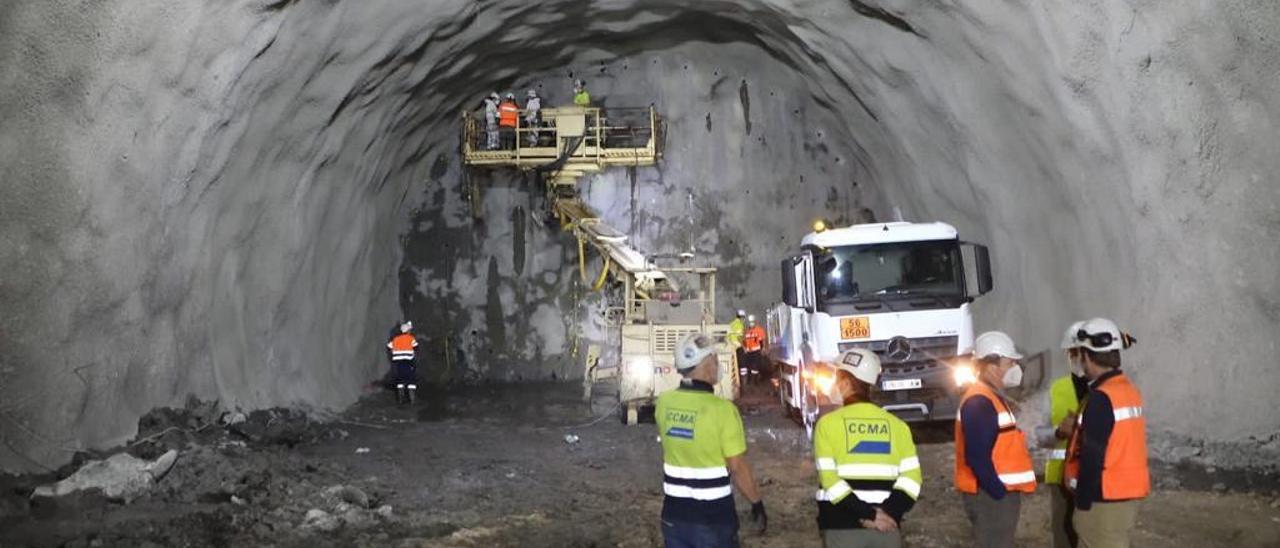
[974,331,1023,360]
[736,309,746,318]
[1075,318,1134,352]
[834,348,882,385]
[400,321,412,333]
[747,314,756,323]
[574,79,585,88]
[674,333,717,371]
[505,92,515,99]
[488,92,499,100]
[527,89,538,98]
[1060,321,1086,350]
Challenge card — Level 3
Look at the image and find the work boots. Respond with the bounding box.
[407,386,417,405]
[396,385,407,405]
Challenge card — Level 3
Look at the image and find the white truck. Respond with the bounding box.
[766,221,994,433]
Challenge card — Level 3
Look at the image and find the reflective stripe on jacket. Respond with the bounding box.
[1045,375,1082,484]
[814,401,921,529]
[1065,372,1150,500]
[954,382,1036,494]
[498,101,519,127]
[742,325,765,352]
[655,380,745,526]
[388,333,417,361]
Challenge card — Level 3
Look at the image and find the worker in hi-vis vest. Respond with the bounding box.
[1064,318,1148,548]
[386,321,418,405]
[656,333,766,547]
[741,315,767,385]
[954,331,1036,548]
[813,348,921,548]
[1043,321,1090,548]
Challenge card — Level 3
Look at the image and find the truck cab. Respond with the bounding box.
[767,221,993,434]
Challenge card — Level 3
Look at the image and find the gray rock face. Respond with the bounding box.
[1,0,1278,472]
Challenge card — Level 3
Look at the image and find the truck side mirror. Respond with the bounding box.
[962,243,994,297]
[780,257,799,307]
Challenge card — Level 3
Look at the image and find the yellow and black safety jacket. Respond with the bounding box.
[655,379,746,526]
[814,401,922,529]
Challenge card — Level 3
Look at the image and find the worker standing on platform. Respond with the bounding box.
[498,92,520,150]
[1065,318,1147,548]
[482,92,500,150]
[387,321,419,405]
[1043,321,1090,548]
[657,333,766,547]
[814,348,921,548]
[573,79,591,107]
[524,89,542,146]
[955,331,1036,548]
[742,315,767,385]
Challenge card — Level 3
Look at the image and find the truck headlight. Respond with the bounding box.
[952,364,977,386]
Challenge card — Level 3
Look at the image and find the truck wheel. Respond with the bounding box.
[622,403,638,425]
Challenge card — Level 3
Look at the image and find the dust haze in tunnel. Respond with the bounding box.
[1,0,1278,473]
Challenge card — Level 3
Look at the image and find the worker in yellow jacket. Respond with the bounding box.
[1043,321,1090,548]
[814,348,921,547]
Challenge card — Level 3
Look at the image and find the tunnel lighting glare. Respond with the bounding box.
[626,356,653,378]
[952,364,978,386]
[813,219,827,232]
[814,369,836,393]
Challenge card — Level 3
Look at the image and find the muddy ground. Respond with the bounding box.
[2,382,1278,547]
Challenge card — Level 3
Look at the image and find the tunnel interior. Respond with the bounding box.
[2,0,1279,477]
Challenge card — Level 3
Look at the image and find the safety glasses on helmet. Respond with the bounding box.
[1076,329,1136,350]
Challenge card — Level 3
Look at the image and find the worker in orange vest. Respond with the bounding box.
[741,315,767,385]
[387,321,419,405]
[1064,318,1147,548]
[498,92,520,150]
[954,331,1035,548]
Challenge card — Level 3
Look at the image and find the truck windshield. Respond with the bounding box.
[814,240,963,305]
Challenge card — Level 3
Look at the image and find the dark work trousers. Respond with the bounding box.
[393,360,417,388]
[499,126,516,149]
[962,491,1022,548]
[661,519,740,548]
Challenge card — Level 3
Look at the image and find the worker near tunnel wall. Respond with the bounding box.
[498,92,519,149]
[387,321,419,405]
[742,315,767,385]
[728,310,746,381]
[573,79,591,107]
[656,333,767,548]
[1043,321,1091,548]
[954,331,1036,548]
[524,89,541,146]
[482,92,500,150]
[1065,318,1148,548]
[813,348,921,548]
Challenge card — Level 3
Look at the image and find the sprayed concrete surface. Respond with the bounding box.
[1,384,1278,547]
[2,0,1279,477]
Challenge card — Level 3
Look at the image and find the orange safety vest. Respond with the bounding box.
[1064,372,1150,500]
[743,325,766,352]
[498,101,519,127]
[388,333,417,361]
[954,381,1037,494]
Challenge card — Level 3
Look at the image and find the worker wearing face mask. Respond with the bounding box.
[954,331,1036,548]
[1064,318,1147,548]
[1042,321,1091,548]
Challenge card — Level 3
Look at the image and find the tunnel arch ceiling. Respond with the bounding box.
[1,0,1277,472]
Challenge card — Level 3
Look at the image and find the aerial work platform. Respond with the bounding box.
[461,106,663,186]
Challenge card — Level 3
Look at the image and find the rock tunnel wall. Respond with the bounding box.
[1,0,1277,472]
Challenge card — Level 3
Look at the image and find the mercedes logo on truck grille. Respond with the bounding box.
[885,336,912,362]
